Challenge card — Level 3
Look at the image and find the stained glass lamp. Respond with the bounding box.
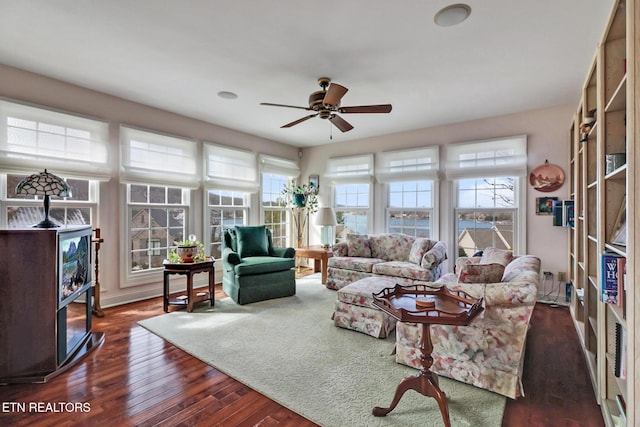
[15,169,71,228]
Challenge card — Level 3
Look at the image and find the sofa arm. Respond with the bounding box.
[421,241,447,270]
[222,247,241,267]
[271,246,295,258]
[332,241,348,257]
[485,281,537,306]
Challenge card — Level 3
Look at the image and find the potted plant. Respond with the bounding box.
[282,181,319,247]
[169,234,205,263]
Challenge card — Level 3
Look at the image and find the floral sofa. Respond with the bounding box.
[326,233,448,290]
[394,249,540,399]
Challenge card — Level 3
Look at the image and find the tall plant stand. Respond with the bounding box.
[371,284,483,426]
[91,227,105,318]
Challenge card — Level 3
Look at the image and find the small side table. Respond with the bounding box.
[295,245,333,284]
[163,258,215,313]
[371,284,484,427]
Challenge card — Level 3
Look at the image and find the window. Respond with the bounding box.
[207,189,248,259]
[447,135,527,258]
[260,155,300,248]
[120,127,196,279]
[334,183,370,235]
[203,143,258,256]
[127,184,188,273]
[387,181,433,237]
[377,146,439,238]
[327,155,374,237]
[0,99,111,179]
[2,173,97,228]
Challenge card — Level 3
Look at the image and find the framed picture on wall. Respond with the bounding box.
[309,174,319,189]
[536,196,557,215]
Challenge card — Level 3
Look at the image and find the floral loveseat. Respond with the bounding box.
[326,233,448,290]
[394,248,540,399]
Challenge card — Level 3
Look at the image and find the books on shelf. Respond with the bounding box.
[601,252,624,305]
[552,200,574,227]
[617,257,626,316]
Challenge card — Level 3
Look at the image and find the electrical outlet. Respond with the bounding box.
[543,271,553,278]
[558,272,567,282]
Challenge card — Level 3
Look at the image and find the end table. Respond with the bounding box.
[294,245,333,284]
[163,258,215,313]
[371,284,484,427]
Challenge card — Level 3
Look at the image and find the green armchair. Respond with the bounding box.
[222,225,296,305]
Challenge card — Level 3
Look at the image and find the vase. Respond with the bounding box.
[176,245,197,262]
[293,194,306,207]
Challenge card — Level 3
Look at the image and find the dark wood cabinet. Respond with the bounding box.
[0,226,103,383]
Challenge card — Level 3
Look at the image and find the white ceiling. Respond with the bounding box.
[0,1,614,148]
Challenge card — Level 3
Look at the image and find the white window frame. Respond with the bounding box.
[447,135,527,258]
[206,189,249,259]
[119,126,198,285]
[260,154,300,247]
[327,154,374,236]
[377,146,439,239]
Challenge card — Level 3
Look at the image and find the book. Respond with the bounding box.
[564,200,574,227]
[616,257,626,311]
[614,322,623,377]
[601,252,622,304]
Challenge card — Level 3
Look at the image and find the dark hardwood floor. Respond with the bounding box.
[0,279,603,427]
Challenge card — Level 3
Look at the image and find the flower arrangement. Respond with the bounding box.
[281,181,319,247]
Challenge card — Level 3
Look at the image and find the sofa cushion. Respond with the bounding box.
[372,261,437,281]
[409,238,434,265]
[480,247,513,266]
[328,256,384,273]
[422,241,447,270]
[369,233,414,261]
[347,234,372,257]
[458,263,505,284]
[234,256,295,276]
[235,225,269,258]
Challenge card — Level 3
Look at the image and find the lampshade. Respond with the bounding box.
[315,207,337,248]
[315,207,337,226]
[16,169,71,228]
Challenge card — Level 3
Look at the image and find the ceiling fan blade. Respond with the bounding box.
[339,104,392,114]
[260,102,312,111]
[323,83,348,107]
[281,114,318,128]
[329,114,354,132]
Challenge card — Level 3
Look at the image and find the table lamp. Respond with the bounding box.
[15,169,71,228]
[315,207,337,248]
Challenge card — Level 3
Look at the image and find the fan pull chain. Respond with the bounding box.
[329,121,333,140]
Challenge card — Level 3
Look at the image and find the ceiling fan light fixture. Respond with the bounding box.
[434,4,471,27]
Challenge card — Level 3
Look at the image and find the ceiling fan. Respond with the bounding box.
[260,77,392,132]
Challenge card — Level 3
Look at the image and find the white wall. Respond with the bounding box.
[301,104,574,302]
[0,64,299,307]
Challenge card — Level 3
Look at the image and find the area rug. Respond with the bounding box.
[139,274,505,426]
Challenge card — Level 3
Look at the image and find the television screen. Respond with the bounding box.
[58,226,92,307]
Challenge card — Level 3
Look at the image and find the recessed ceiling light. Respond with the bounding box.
[434,4,471,27]
[217,91,238,100]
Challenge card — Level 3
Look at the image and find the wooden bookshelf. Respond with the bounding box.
[568,0,638,425]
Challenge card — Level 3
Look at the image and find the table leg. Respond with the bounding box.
[186,273,194,313]
[163,272,170,312]
[208,267,215,308]
[372,323,451,427]
[321,255,328,284]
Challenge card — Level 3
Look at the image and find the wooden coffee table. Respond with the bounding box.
[371,284,484,427]
[295,245,333,284]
